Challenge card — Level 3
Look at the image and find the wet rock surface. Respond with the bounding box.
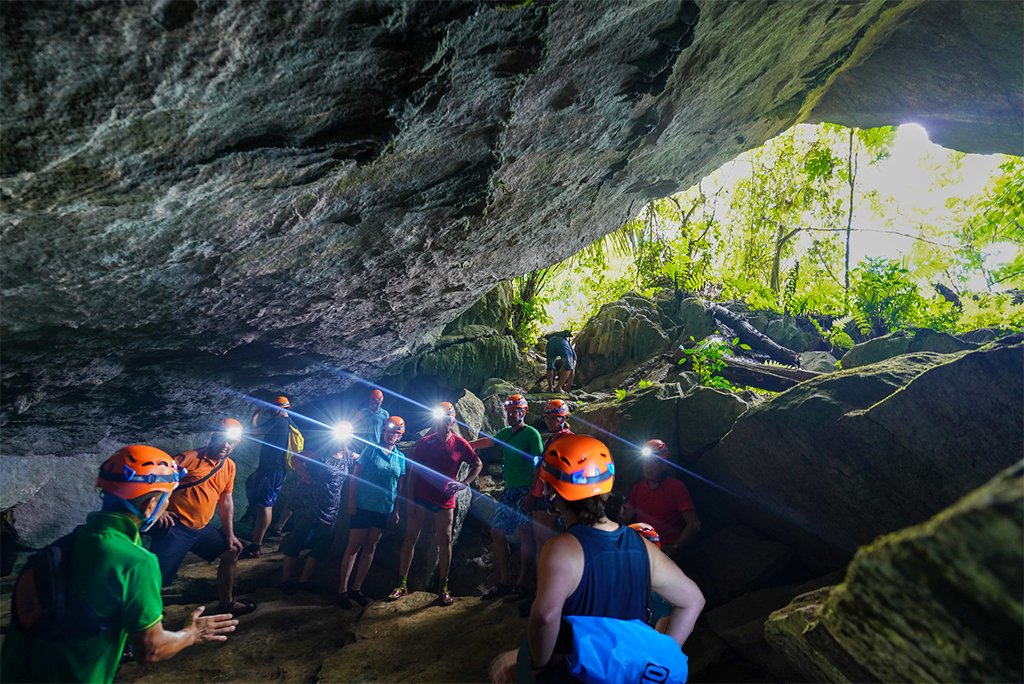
[841,327,979,369]
[765,461,1024,683]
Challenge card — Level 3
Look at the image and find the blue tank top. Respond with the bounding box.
[562,524,650,621]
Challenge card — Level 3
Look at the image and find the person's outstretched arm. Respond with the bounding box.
[132,606,237,663]
[648,541,705,645]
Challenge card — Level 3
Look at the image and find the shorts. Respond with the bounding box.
[415,498,447,514]
[545,336,575,371]
[147,522,229,587]
[350,508,389,530]
[491,485,531,535]
[650,591,673,626]
[280,515,337,560]
[246,467,288,508]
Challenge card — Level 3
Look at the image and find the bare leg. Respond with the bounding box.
[282,555,299,583]
[352,527,385,590]
[560,369,575,393]
[491,527,510,585]
[339,528,369,593]
[532,510,558,555]
[299,557,319,583]
[271,507,293,533]
[546,369,555,392]
[397,505,427,581]
[516,522,534,589]
[217,548,239,607]
[250,506,273,546]
[434,508,455,583]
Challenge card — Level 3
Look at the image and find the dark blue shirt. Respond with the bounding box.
[562,524,650,621]
[257,414,292,473]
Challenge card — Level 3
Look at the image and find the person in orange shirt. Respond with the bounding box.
[148,418,256,616]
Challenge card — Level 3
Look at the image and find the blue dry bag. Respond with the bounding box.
[563,616,688,683]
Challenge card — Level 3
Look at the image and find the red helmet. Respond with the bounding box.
[384,416,406,436]
[274,395,291,409]
[504,394,528,410]
[370,389,384,402]
[97,445,183,500]
[543,399,570,417]
[539,434,614,501]
[629,522,662,548]
[643,439,669,458]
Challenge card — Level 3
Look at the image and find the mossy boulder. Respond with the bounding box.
[799,350,839,373]
[841,327,978,369]
[694,336,1024,572]
[765,461,1024,683]
[764,316,816,352]
[676,297,718,343]
[575,293,673,389]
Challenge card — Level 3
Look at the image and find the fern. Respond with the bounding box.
[782,261,800,315]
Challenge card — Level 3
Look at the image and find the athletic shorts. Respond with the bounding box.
[414,498,448,514]
[246,467,288,508]
[350,508,389,530]
[545,337,575,371]
[491,485,531,535]
[147,522,229,587]
[279,515,337,560]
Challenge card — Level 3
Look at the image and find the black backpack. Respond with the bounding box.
[11,527,116,640]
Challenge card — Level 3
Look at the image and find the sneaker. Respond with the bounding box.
[386,585,408,602]
[336,592,352,609]
[350,589,371,607]
[239,544,261,559]
[481,583,512,600]
[438,589,454,606]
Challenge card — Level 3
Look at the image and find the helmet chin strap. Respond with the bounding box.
[122,491,171,531]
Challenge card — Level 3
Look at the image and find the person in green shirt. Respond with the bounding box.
[469,394,544,601]
[2,445,238,684]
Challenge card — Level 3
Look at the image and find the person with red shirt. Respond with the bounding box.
[387,402,482,606]
[623,439,702,560]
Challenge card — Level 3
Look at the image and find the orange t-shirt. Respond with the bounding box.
[167,449,236,530]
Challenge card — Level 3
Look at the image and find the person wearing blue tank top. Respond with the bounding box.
[489,435,705,683]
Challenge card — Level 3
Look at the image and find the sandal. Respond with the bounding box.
[481,583,512,600]
[239,544,261,559]
[214,600,257,616]
[386,585,408,601]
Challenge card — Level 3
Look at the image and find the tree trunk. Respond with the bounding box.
[707,303,801,366]
[844,128,857,308]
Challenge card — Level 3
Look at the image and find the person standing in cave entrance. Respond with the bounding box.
[387,402,482,606]
[489,435,704,683]
[355,388,389,446]
[242,395,302,559]
[148,418,255,616]
[337,416,407,609]
[2,446,237,684]
[470,394,544,601]
[279,421,359,595]
[623,439,702,561]
[544,331,576,393]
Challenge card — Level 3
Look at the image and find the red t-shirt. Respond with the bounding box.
[411,431,481,509]
[626,477,696,545]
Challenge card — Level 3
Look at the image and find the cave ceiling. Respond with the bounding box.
[1,0,1021,454]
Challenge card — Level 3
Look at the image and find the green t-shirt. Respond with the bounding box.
[494,424,544,488]
[1,512,164,684]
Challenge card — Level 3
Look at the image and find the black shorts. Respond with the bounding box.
[246,467,288,507]
[279,515,337,560]
[349,508,388,530]
[147,523,229,587]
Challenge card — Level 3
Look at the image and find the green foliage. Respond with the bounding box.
[636,379,654,390]
[850,257,924,335]
[957,292,1024,332]
[782,261,800,315]
[809,314,856,353]
[614,388,629,402]
[678,336,749,390]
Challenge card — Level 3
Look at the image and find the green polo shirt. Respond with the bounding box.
[1,512,164,684]
[494,424,544,488]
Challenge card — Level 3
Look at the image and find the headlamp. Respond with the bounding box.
[224,425,243,441]
[640,446,654,458]
[432,407,446,420]
[333,421,354,441]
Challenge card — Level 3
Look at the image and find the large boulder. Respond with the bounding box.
[574,293,673,389]
[799,350,838,373]
[841,327,978,369]
[694,336,1024,572]
[765,461,1024,683]
[764,316,816,353]
[675,297,719,343]
[442,282,514,336]
[453,388,485,441]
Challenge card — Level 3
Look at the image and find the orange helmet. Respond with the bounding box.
[642,439,668,458]
[274,395,291,409]
[370,389,384,402]
[539,434,614,501]
[384,416,406,436]
[218,418,244,441]
[543,399,570,417]
[504,394,528,410]
[629,522,661,548]
[434,402,456,424]
[97,445,183,500]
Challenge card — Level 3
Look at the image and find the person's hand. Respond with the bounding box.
[489,649,518,683]
[155,512,176,529]
[226,535,244,554]
[185,606,238,644]
[444,480,466,496]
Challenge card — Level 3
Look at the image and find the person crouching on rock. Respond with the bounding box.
[489,435,704,682]
[279,421,359,595]
[2,446,237,684]
[148,418,255,617]
[387,402,482,606]
[470,394,544,601]
[337,416,407,609]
